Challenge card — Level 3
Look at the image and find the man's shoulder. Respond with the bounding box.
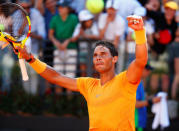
[30,8,42,16]
[116,70,127,78]
[77,77,99,89]
[116,71,140,86]
[51,14,60,21]
[74,23,81,29]
[113,71,127,83]
[68,14,78,20]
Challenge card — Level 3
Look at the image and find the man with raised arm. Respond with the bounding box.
[16,15,148,131]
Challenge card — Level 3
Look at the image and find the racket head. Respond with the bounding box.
[0,2,31,46]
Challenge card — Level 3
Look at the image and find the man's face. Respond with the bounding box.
[165,7,176,21]
[20,3,31,14]
[93,46,116,73]
[149,0,160,11]
[58,6,69,16]
[45,0,56,10]
[107,8,116,17]
[83,19,93,28]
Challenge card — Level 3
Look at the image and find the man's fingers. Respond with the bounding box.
[128,23,136,29]
[13,48,19,55]
[128,18,140,24]
[127,15,142,24]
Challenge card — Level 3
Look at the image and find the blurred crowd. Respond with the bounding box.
[0,0,179,116]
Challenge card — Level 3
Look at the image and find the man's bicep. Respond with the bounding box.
[56,76,79,92]
[127,60,143,84]
[40,67,79,92]
[127,43,148,83]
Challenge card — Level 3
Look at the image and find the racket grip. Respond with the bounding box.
[19,59,29,81]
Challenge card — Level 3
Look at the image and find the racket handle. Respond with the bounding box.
[19,59,29,81]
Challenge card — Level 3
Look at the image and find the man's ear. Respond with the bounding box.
[112,56,118,63]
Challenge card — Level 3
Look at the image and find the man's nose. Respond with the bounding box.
[96,55,102,60]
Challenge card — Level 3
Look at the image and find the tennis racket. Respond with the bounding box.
[0,2,31,81]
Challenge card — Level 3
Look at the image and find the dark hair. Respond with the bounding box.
[94,41,118,57]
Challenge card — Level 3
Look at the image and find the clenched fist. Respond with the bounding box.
[127,15,144,31]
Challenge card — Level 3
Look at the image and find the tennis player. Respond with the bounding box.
[16,15,148,131]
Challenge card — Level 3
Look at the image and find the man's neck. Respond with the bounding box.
[49,8,56,14]
[100,70,116,86]
[60,14,68,21]
[165,14,173,25]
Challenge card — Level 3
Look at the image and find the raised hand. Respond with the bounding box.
[15,46,32,61]
[127,15,144,31]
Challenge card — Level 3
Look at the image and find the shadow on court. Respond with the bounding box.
[0,116,179,131]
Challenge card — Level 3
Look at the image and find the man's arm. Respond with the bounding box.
[126,16,148,83]
[99,14,111,39]
[113,35,120,48]
[17,47,78,92]
[49,29,64,50]
[136,97,161,108]
[34,0,45,15]
[40,66,78,91]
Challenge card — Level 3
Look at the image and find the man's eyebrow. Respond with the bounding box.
[93,51,107,55]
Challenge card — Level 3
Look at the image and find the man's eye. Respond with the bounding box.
[101,53,106,56]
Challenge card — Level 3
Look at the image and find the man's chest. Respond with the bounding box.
[87,85,124,106]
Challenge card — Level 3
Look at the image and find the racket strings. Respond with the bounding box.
[0,3,29,41]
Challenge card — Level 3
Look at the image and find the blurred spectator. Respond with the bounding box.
[126,7,155,67]
[71,10,100,76]
[116,0,142,22]
[35,0,58,95]
[17,0,46,95]
[49,0,78,94]
[98,0,125,72]
[145,1,178,94]
[70,0,86,14]
[0,2,14,93]
[34,0,58,66]
[34,0,44,15]
[146,0,161,12]
[135,64,161,131]
[168,25,179,99]
[145,0,178,54]
[0,48,14,93]
[0,49,14,93]
[137,0,148,6]
[35,0,58,16]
